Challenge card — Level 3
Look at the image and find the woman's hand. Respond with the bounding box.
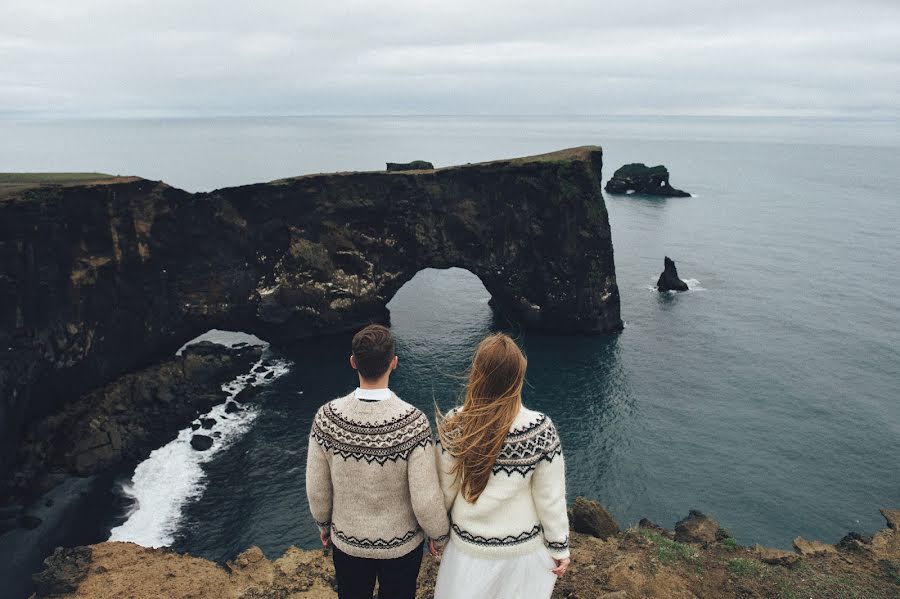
[428,538,445,558]
[552,557,570,577]
[320,530,331,547]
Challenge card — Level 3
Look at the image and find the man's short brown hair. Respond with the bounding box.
[351,324,396,380]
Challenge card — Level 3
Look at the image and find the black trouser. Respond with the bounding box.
[331,542,424,599]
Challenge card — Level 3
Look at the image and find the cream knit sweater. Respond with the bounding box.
[306,392,450,559]
[436,406,570,560]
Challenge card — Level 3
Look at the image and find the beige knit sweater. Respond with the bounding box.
[306,392,450,559]
[436,406,570,560]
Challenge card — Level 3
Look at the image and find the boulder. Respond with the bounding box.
[674,510,719,544]
[604,163,690,197]
[837,532,873,552]
[656,257,689,292]
[880,508,900,530]
[200,418,217,430]
[234,386,260,403]
[569,496,620,539]
[792,537,837,556]
[191,422,200,431]
[190,435,214,451]
[32,546,92,596]
[386,160,434,171]
[224,401,241,414]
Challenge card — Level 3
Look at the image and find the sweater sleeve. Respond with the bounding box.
[305,413,333,533]
[434,440,460,513]
[532,418,570,560]
[408,419,451,542]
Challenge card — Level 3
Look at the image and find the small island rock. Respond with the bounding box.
[605,163,690,197]
[386,160,434,171]
[190,435,214,451]
[657,257,689,292]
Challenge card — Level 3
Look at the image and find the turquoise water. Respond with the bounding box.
[3,116,899,562]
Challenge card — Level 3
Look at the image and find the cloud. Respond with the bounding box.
[0,0,898,116]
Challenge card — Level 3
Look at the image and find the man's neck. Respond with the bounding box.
[357,375,390,390]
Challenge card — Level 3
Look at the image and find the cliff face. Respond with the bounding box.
[0,146,620,476]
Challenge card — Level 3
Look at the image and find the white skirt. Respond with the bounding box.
[433,540,558,599]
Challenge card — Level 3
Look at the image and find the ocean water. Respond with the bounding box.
[2,115,899,565]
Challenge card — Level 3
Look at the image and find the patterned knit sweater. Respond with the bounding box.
[306,392,450,559]
[436,406,570,560]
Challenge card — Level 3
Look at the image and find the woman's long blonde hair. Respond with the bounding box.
[437,333,526,503]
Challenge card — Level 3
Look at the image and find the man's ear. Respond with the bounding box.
[350,354,358,370]
[391,355,398,370]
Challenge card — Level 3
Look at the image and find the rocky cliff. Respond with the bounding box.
[0,147,621,478]
[29,503,900,599]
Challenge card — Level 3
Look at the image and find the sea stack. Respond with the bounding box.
[657,257,689,292]
[605,163,690,197]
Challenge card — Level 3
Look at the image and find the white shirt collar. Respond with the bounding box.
[354,387,392,401]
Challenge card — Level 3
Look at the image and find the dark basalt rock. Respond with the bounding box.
[0,147,621,478]
[1,342,261,500]
[386,160,434,171]
[200,417,216,429]
[605,163,690,197]
[190,435,214,451]
[224,401,240,414]
[657,256,689,292]
[32,546,92,596]
[837,531,873,552]
[233,386,260,403]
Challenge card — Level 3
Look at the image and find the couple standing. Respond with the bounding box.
[306,324,570,599]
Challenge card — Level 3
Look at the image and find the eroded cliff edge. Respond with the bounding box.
[0,146,620,476]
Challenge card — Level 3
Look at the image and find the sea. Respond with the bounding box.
[2,115,899,577]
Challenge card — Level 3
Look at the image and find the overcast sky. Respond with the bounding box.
[2,0,899,118]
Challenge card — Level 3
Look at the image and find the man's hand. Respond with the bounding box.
[552,557,570,577]
[320,530,331,547]
[428,538,445,558]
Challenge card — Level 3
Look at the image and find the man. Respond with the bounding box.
[306,324,449,599]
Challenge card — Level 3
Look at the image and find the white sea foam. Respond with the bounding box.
[645,277,705,292]
[175,329,267,355]
[108,333,290,547]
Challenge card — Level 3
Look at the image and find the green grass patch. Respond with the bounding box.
[722,537,739,551]
[0,172,113,184]
[639,529,698,564]
[727,557,763,577]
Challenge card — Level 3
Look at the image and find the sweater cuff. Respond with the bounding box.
[546,537,570,560]
[431,532,450,547]
[315,519,332,534]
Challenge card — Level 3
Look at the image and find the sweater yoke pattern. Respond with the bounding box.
[438,412,562,476]
[311,401,433,465]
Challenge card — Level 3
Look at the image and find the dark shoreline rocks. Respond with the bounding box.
[657,256,689,292]
[1,342,261,504]
[605,163,690,197]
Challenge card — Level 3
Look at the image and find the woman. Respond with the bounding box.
[432,333,570,599]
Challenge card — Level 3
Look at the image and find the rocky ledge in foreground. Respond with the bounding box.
[30,501,900,599]
[605,163,691,197]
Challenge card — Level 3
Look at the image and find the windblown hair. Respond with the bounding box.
[437,333,526,503]
[351,324,395,380]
